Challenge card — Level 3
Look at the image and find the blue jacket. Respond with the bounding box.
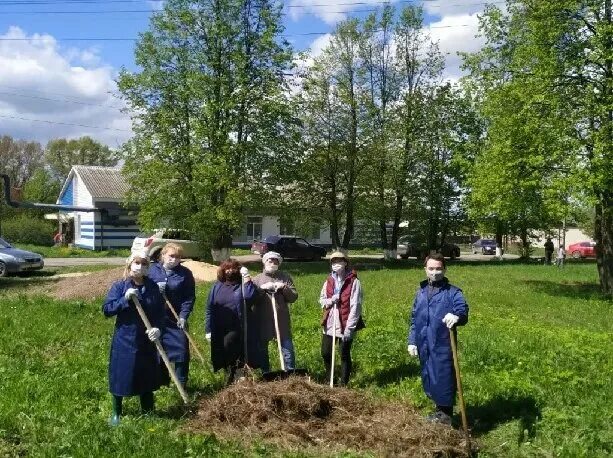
[102,277,165,396]
[148,262,196,362]
[408,278,468,407]
[205,281,258,370]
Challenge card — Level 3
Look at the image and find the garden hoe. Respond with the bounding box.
[261,288,308,382]
[131,294,189,404]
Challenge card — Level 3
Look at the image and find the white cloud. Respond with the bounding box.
[0,26,132,147]
[423,1,485,18]
[288,0,386,25]
[427,13,484,82]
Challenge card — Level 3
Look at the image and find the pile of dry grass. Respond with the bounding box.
[188,377,471,457]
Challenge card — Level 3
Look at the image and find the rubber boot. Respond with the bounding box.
[225,366,236,386]
[140,392,154,414]
[109,395,122,426]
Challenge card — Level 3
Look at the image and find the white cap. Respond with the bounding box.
[127,250,149,265]
[262,251,283,264]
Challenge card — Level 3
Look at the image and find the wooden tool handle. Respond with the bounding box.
[132,295,189,404]
[163,295,206,364]
[449,327,470,450]
[269,292,285,371]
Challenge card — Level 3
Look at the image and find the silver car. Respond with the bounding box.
[0,237,45,277]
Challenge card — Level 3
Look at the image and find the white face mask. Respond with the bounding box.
[163,258,180,270]
[426,269,445,282]
[131,263,148,277]
[331,262,346,273]
[264,264,279,274]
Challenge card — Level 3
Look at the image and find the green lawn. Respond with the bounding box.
[12,244,131,258]
[0,262,611,457]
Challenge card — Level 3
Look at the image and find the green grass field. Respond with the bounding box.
[0,261,611,457]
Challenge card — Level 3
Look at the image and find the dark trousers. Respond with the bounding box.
[321,334,353,386]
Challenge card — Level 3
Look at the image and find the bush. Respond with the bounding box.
[2,215,55,246]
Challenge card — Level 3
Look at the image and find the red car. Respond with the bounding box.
[567,241,596,259]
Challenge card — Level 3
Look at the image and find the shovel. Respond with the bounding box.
[261,288,308,382]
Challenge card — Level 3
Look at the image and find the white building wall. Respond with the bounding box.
[262,216,279,236]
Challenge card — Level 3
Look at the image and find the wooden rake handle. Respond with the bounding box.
[163,295,206,364]
[449,327,470,451]
[268,291,285,372]
[131,295,189,404]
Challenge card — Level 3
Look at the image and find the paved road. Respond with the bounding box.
[44,252,518,267]
[44,257,126,267]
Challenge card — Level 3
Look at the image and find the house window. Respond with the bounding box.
[246,217,263,240]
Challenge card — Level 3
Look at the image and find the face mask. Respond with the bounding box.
[426,269,444,282]
[163,258,180,270]
[131,263,148,277]
[264,264,279,274]
[331,262,346,273]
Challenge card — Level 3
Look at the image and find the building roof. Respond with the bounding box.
[73,165,128,200]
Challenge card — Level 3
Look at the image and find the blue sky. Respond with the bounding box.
[0,0,488,146]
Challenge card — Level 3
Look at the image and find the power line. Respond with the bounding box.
[0,23,478,42]
[0,91,124,110]
[0,0,503,13]
[0,114,131,131]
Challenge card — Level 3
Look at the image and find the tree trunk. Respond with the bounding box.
[595,195,613,296]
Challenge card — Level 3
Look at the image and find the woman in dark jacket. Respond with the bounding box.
[148,243,196,387]
[102,251,165,426]
[205,259,257,384]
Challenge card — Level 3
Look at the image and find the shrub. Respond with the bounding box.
[2,215,56,246]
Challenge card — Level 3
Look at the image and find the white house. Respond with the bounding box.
[56,166,141,250]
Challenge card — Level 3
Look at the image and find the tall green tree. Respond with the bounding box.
[297,19,368,250]
[118,0,293,258]
[464,0,612,293]
[0,135,43,188]
[45,136,118,180]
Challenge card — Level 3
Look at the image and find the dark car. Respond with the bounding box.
[251,235,327,261]
[0,237,44,277]
[397,236,460,260]
[472,239,497,255]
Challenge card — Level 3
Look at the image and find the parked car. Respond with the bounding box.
[0,237,44,277]
[397,236,460,260]
[567,241,596,259]
[131,229,205,261]
[472,238,497,255]
[251,235,327,261]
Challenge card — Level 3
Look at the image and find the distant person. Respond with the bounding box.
[102,251,165,426]
[407,253,469,425]
[252,251,298,372]
[544,237,554,265]
[556,245,566,268]
[148,243,196,388]
[205,260,258,385]
[52,231,63,246]
[319,251,365,386]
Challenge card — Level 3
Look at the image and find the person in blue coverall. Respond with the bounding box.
[148,243,196,387]
[407,253,469,425]
[102,251,165,426]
